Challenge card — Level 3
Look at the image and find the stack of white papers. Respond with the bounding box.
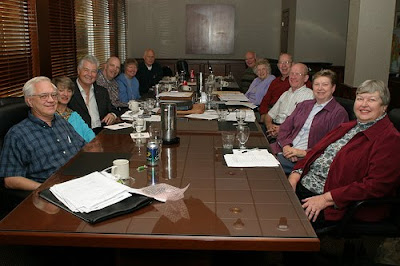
[159,92,193,98]
[50,172,132,213]
[218,93,249,102]
[224,149,280,167]
[50,172,190,213]
[224,101,257,109]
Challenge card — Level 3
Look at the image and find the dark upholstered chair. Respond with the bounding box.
[0,98,30,220]
[0,96,26,107]
[162,66,173,77]
[315,113,400,261]
[176,60,189,78]
[389,108,400,131]
[334,96,356,121]
[0,98,29,149]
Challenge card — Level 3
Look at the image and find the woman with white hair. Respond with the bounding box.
[244,58,275,105]
[288,80,400,229]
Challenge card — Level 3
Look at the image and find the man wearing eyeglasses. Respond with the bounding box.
[259,53,293,117]
[264,63,314,139]
[0,77,85,191]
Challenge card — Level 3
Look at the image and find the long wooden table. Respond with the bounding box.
[0,119,319,252]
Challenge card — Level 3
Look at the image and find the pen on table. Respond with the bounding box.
[67,136,71,143]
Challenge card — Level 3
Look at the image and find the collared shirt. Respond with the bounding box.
[258,75,290,114]
[292,99,331,150]
[268,85,314,124]
[96,70,128,108]
[0,112,85,183]
[300,114,386,194]
[116,73,141,102]
[76,78,101,128]
[244,75,276,105]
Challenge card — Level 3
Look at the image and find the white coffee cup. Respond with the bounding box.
[128,100,139,113]
[111,159,130,179]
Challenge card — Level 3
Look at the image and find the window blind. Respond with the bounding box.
[0,0,39,97]
[75,0,114,66]
[116,0,127,63]
[48,0,77,78]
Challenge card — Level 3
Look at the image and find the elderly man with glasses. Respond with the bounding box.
[264,63,314,140]
[0,76,85,191]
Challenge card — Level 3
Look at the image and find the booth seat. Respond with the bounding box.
[0,97,30,220]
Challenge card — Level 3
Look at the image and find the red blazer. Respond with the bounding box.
[294,115,400,221]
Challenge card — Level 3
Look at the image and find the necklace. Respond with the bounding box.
[56,107,72,120]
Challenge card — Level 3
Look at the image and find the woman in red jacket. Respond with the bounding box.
[288,80,400,229]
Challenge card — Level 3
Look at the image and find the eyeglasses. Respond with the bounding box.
[31,92,58,101]
[278,61,292,65]
[289,72,306,77]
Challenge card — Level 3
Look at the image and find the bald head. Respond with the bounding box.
[245,51,256,68]
[104,56,121,80]
[143,49,156,66]
[289,63,309,90]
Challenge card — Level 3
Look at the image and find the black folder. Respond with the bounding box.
[39,189,153,224]
[62,152,131,176]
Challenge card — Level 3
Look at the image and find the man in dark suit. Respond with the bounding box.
[136,49,163,96]
[68,55,117,134]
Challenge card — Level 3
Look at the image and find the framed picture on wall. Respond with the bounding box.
[186,4,235,54]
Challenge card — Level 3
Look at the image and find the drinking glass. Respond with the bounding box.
[149,124,161,140]
[133,116,146,137]
[237,126,250,149]
[235,109,247,125]
[146,98,156,116]
[217,106,229,121]
[205,82,214,110]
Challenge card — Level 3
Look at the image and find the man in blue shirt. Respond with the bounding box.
[0,77,85,191]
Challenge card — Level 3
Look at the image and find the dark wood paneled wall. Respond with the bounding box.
[334,77,400,110]
[135,58,344,84]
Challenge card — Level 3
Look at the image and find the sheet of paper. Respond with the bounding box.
[218,93,249,102]
[130,132,150,139]
[224,149,280,167]
[104,122,132,130]
[159,92,193,98]
[145,115,161,122]
[121,110,143,121]
[129,184,190,202]
[224,101,257,109]
[225,109,256,122]
[185,110,218,120]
